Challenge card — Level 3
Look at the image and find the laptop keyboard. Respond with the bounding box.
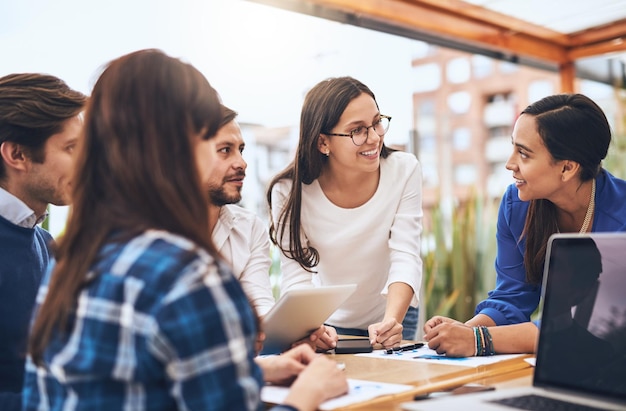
[489,394,611,411]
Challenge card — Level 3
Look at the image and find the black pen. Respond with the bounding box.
[400,342,424,351]
[384,342,425,354]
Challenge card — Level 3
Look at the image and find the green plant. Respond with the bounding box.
[604,88,626,180]
[422,192,498,322]
[269,244,282,300]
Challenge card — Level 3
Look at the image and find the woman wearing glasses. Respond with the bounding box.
[267,77,423,349]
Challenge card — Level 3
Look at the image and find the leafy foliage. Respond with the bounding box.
[604,88,626,180]
[421,193,498,322]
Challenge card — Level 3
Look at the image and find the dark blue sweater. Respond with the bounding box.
[0,215,52,410]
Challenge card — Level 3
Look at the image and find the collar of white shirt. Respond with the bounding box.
[0,187,47,228]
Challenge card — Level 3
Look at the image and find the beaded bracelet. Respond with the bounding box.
[478,326,495,356]
[473,326,482,356]
[480,326,487,355]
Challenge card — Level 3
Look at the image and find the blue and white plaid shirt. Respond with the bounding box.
[22,229,286,411]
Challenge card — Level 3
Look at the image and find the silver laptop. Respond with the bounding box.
[260,284,357,355]
[402,233,626,411]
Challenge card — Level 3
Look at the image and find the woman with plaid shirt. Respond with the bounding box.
[22,49,347,411]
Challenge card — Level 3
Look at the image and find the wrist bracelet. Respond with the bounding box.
[473,326,481,356]
[478,326,495,356]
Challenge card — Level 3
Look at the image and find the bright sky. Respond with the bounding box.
[0,0,419,135]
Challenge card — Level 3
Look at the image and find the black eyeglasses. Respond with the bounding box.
[323,115,392,146]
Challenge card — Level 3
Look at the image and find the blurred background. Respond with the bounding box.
[2,0,625,330]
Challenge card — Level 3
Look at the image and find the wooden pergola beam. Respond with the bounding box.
[569,19,626,47]
[569,38,626,61]
[559,62,576,93]
[568,19,626,60]
[293,0,569,63]
[248,0,626,90]
[397,0,571,47]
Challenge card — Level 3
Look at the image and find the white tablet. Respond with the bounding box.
[260,284,357,354]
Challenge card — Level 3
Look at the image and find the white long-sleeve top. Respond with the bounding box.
[212,204,275,316]
[271,151,423,329]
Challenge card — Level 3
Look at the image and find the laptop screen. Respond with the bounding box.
[535,233,626,401]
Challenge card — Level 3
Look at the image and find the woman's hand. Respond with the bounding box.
[283,351,348,411]
[290,325,339,352]
[368,317,403,348]
[257,344,316,385]
[423,315,462,333]
[423,321,475,357]
[255,331,266,355]
[308,325,338,351]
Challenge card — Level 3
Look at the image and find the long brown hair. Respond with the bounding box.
[266,76,396,271]
[29,49,222,363]
[521,94,610,284]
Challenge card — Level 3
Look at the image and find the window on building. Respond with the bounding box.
[417,99,436,151]
[446,57,470,84]
[452,127,471,151]
[418,99,436,115]
[415,98,438,187]
[483,92,516,128]
[419,132,436,151]
[499,61,519,73]
[472,55,493,79]
[448,91,471,114]
[488,125,510,139]
[483,92,516,195]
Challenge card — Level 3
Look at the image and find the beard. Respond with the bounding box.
[209,185,242,207]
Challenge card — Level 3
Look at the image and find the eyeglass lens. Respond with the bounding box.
[352,117,390,146]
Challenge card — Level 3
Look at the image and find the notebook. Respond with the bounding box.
[260,283,357,355]
[402,233,626,411]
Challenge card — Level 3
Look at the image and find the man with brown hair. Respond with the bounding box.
[206,105,337,351]
[207,105,276,316]
[0,73,86,409]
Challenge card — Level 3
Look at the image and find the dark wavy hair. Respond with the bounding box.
[267,76,396,271]
[521,93,611,284]
[29,49,222,364]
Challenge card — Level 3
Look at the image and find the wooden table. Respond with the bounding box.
[263,341,534,410]
[323,348,534,410]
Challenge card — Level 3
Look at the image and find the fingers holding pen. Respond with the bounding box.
[368,318,403,348]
